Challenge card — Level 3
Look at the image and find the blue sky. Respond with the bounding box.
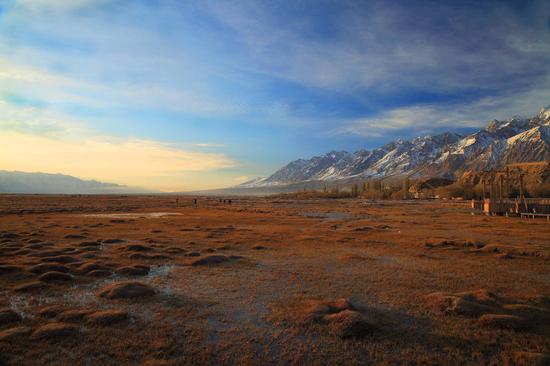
[1,0,550,190]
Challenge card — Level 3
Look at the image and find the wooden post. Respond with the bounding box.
[489,176,494,201]
[505,167,510,198]
[519,174,523,201]
[519,173,528,212]
[499,175,504,201]
[488,172,495,216]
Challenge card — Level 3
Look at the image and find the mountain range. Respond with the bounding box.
[240,105,550,188]
[2,106,549,195]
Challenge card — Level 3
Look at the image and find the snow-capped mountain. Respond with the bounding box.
[244,105,550,187]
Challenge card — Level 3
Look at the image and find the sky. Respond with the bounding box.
[1,0,550,191]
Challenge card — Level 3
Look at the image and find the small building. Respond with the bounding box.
[409,177,454,199]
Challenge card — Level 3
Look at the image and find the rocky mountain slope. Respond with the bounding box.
[242,105,550,187]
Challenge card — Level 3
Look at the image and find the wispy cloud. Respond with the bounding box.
[14,0,109,12]
[0,98,88,137]
[4,1,549,127]
[205,1,550,95]
[340,79,550,138]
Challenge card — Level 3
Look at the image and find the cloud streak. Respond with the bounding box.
[340,78,550,138]
[195,143,226,148]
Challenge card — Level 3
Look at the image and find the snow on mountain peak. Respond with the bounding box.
[540,105,550,123]
[485,119,502,132]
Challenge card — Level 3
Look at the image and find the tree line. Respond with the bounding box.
[274,178,550,200]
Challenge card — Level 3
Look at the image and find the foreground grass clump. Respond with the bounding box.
[98,281,156,299]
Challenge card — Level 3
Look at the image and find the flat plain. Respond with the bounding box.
[0,195,549,365]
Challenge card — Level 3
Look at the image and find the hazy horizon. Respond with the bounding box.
[1,0,550,191]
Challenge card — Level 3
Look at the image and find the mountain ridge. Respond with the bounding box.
[0,171,150,194]
[242,105,550,187]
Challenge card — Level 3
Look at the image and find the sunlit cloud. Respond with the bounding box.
[0,132,235,190]
[233,176,250,183]
[0,89,236,191]
[341,106,480,138]
[195,143,226,148]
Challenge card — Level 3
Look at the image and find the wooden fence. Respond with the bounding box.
[471,198,550,216]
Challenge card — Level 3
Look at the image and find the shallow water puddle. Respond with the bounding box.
[80,212,183,219]
[298,211,351,220]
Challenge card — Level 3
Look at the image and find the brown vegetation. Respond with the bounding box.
[0,194,548,365]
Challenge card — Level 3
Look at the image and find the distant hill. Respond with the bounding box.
[0,171,149,194]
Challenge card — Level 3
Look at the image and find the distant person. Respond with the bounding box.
[194,198,197,206]
[228,199,232,205]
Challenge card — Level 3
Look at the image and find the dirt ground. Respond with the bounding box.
[0,195,549,365]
